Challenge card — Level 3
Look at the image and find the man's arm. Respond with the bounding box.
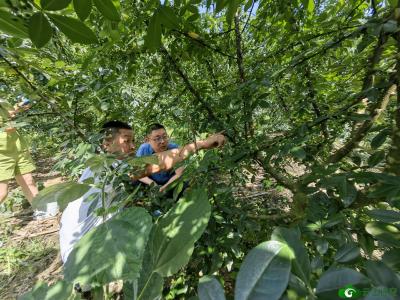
[138,176,156,185]
[159,166,184,192]
[3,100,32,133]
[131,133,225,180]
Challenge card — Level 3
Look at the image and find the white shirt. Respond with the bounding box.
[59,167,114,264]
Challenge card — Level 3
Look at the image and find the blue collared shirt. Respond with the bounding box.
[136,142,179,185]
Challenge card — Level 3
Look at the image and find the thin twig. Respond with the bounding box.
[12,228,59,240]
[174,30,235,59]
[241,0,255,34]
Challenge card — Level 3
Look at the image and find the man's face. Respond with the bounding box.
[104,128,135,156]
[148,128,169,153]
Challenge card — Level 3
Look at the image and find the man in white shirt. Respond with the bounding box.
[59,120,225,264]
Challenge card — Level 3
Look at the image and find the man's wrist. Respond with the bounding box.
[5,127,16,133]
[195,140,206,150]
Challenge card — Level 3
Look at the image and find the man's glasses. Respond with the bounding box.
[150,135,169,143]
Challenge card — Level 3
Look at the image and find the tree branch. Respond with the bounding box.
[204,59,219,91]
[0,52,86,140]
[160,46,227,132]
[362,32,388,91]
[289,29,362,70]
[371,0,378,16]
[145,64,170,112]
[328,83,396,163]
[241,0,255,34]
[255,158,296,192]
[385,11,400,175]
[234,12,253,138]
[174,30,235,59]
[304,66,329,140]
[253,24,362,64]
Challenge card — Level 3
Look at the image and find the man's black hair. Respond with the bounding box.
[102,120,132,130]
[146,123,165,135]
[101,120,132,138]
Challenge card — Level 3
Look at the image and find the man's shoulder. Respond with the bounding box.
[168,142,179,149]
[78,167,94,183]
[136,143,153,156]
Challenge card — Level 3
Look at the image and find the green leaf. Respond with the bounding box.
[19,280,77,300]
[371,129,390,149]
[271,227,311,285]
[64,207,152,285]
[85,155,113,173]
[73,0,92,21]
[126,155,158,167]
[382,249,400,271]
[149,187,211,276]
[159,6,180,29]
[383,20,398,33]
[387,0,397,8]
[365,261,400,291]
[302,0,315,14]
[235,241,293,300]
[144,11,161,51]
[290,146,306,160]
[288,274,308,297]
[358,233,375,257]
[0,10,29,38]
[124,272,163,300]
[366,209,400,223]
[342,182,357,207]
[41,0,72,11]
[32,182,91,211]
[93,0,120,21]
[48,14,98,44]
[334,243,360,263]
[316,268,369,300]
[368,150,385,167]
[315,239,329,255]
[367,179,400,201]
[357,35,374,53]
[29,12,52,48]
[215,0,228,13]
[365,222,400,247]
[134,242,164,300]
[226,0,240,26]
[323,213,346,228]
[307,0,315,13]
[136,272,163,300]
[186,4,198,14]
[173,181,184,201]
[198,276,226,300]
[244,0,253,11]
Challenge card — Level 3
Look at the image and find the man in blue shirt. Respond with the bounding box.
[136,123,184,192]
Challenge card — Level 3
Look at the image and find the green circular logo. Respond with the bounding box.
[338,285,362,299]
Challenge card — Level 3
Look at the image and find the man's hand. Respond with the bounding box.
[4,127,16,133]
[201,132,226,149]
[159,166,184,193]
[159,184,168,193]
[8,110,17,119]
